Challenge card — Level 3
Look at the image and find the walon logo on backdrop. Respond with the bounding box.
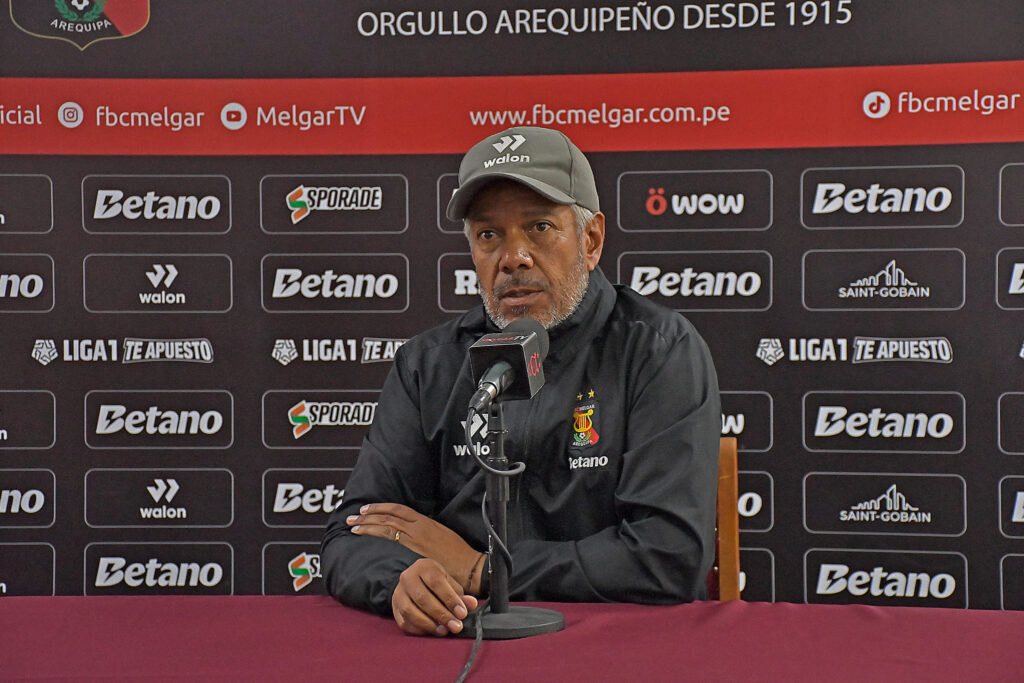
[804,473,966,536]
[0,254,54,312]
[720,391,773,453]
[805,549,968,608]
[83,254,233,313]
[803,391,965,454]
[82,175,231,234]
[10,1,149,50]
[617,170,772,232]
[85,542,232,595]
[801,165,963,229]
[260,175,408,234]
[85,390,234,450]
[84,468,234,528]
[261,254,409,313]
[802,249,964,311]
[617,251,772,312]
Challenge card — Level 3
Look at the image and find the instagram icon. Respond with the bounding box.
[57,101,84,129]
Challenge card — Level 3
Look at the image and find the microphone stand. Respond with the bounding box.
[460,398,564,639]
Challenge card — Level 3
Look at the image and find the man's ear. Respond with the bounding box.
[583,212,605,271]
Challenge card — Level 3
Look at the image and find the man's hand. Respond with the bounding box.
[392,558,480,636]
[347,502,483,593]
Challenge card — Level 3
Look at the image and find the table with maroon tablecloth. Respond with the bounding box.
[2,596,1022,681]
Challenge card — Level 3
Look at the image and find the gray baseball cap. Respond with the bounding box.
[446,126,599,220]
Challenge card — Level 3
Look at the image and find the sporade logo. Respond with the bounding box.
[289,400,376,439]
[263,390,378,449]
[261,175,407,234]
[803,391,965,454]
[617,251,772,312]
[85,390,234,450]
[801,165,964,229]
[286,185,382,224]
[262,254,408,313]
[618,169,772,232]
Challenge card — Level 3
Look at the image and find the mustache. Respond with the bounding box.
[492,276,548,298]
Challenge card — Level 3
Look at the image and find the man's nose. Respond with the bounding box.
[498,236,534,272]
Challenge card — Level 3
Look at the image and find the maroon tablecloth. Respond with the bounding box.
[2,596,1023,681]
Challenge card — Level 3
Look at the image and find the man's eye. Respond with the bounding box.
[477,229,495,240]
[534,222,552,232]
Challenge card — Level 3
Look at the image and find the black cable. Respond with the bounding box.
[453,602,488,683]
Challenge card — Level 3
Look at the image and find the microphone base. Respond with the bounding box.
[456,605,565,640]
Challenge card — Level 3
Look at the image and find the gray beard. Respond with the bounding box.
[482,250,590,330]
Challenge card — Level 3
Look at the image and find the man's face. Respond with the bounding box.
[465,180,604,329]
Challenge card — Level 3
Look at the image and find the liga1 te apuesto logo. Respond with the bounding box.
[10,0,149,50]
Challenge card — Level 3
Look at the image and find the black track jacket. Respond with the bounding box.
[321,267,720,615]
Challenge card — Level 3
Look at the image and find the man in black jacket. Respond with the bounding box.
[322,126,720,636]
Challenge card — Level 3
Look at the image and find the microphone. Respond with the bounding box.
[467,318,549,414]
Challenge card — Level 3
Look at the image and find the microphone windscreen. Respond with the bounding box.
[503,318,550,362]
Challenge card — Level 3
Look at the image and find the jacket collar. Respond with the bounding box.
[460,266,616,362]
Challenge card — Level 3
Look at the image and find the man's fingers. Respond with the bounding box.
[392,559,470,636]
